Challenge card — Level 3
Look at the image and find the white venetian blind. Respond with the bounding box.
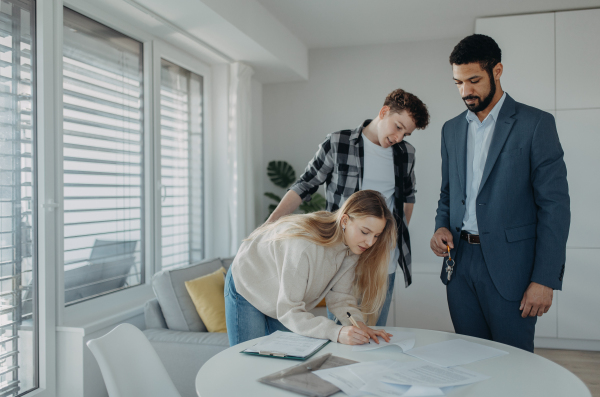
[0,0,36,394]
[62,8,144,304]
[160,59,203,269]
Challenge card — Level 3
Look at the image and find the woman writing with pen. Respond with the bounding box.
[225,190,394,346]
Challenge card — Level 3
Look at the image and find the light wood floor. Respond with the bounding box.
[535,348,600,396]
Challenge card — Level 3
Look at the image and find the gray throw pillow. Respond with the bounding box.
[152,258,224,332]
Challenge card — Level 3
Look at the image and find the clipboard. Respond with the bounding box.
[241,340,329,360]
[257,353,358,397]
[241,331,330,361]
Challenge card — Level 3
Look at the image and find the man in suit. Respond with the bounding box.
[430,34,570,352]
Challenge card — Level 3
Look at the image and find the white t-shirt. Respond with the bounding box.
[361,135,400,274]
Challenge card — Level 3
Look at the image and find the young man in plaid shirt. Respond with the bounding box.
[267,89,430,326]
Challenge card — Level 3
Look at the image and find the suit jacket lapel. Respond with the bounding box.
[478,95,517,194]
[454,114,468,196]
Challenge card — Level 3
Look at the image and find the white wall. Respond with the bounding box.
[263,38,466,330]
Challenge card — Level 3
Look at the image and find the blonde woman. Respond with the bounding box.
[225,190,396,346]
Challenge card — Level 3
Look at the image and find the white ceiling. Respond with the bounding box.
[256,0,600,49]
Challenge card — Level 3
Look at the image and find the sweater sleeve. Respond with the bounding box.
[276,246,344,342]
[326,258,363,325]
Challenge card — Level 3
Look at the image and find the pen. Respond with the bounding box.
[347,312,370,344]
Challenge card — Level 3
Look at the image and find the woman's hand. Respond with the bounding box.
[337,326,370,345]
[357,321,393,344]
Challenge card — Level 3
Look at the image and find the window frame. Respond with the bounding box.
[152,41,213,272]
[32,0,56,395]
[59,1,155,323]
[30,1,217,394]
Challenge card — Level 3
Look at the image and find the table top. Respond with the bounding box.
[196,327,591,397]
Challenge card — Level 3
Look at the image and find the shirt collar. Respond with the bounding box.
[350,119,371,141]
[465,91,507,125]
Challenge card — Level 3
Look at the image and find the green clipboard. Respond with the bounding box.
[241,340,330,361]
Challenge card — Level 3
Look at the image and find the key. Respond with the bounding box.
[446,264,453,281]
[445,245,455,281]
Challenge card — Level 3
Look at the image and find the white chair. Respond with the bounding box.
[87,323,182,397]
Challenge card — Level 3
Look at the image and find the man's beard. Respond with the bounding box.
[462,76,496,113]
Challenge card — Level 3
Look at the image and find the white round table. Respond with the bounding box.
[196,327,591,396]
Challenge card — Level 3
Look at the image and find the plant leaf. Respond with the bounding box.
[267,160,296,188]
[299,193,327,213]
[264,192,281,202]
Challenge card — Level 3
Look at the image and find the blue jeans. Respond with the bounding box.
[224,269,290,346]
[327,272,395,327]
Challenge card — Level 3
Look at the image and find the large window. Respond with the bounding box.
[0,0,36,395]
[62,8,144,304]
[159,59,204,269]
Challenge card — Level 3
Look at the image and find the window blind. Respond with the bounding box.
[160,59,203,269]
[0,0,36,395]
[62,8,144,304]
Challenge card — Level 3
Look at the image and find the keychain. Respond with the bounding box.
[445,245,455,281]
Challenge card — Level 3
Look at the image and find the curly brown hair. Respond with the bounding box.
[384,89,430,130]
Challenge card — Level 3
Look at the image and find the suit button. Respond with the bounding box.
[461,200,465,205]
[478,203,486,206]
[455,227,460,232]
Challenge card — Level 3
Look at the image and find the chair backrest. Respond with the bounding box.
[65,240,138,303]
[87,323,181,397]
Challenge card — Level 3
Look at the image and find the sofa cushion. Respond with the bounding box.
[144,298,168,329]
[152,258,224,332]
[221,256,235,271]
[185,267,227,333]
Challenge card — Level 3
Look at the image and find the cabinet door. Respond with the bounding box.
[557,249,600,340]
[475,13,555,111]
[556,9,600,110]
[394,272,454,333]
[555,109,600,249]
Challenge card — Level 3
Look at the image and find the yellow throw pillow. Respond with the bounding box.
[316,298,327,307]
[184,267,227,333]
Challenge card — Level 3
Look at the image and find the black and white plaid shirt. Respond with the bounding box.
[290,120,416,287]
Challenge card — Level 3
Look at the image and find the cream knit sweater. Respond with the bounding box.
[231,224,364,342]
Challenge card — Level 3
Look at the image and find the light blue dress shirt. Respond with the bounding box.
[462,92,507,234]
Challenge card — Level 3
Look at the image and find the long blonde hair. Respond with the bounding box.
[247,190,397,324]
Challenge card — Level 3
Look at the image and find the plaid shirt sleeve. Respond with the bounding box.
[404,144,417,204]
[290,134,335,202]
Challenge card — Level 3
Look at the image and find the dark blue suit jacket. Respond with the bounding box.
[435,94,570,301]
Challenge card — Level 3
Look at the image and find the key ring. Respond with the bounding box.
[445,245,455,281]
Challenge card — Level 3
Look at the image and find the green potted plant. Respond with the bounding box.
[265,160,326,218]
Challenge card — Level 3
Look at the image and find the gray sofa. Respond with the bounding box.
[143,257,234,397]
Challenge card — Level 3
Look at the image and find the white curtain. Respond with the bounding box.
[228,62,255,255]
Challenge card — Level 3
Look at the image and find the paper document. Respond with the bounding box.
[243,331,328,358]
[313,366,366,397]
[404,338,508,367]
[360,380,413,396]
[352,331,415,352]
[315,359,487,395]
[402,385,446,396]
[380,361,489,388]
[361,381,456,397]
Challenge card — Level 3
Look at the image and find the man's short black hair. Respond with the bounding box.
[449,34,502,77]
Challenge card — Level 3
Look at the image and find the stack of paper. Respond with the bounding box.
[311,338,509,396]
[314,360,489,396]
